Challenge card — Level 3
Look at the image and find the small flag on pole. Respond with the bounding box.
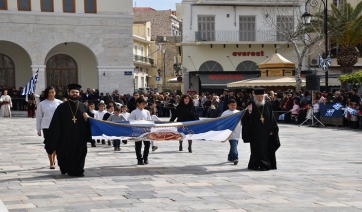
[326,54,331,66]
[318,53,323,68]
[22,70,39,96]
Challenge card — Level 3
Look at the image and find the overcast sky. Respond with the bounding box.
[133,0,182,10]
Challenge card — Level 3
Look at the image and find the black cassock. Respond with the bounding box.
[242,101,280,170]
[45,100,92,176]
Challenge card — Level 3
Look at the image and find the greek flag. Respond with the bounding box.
[326,54,331,66]
[318,53,323,68]
[278,113,286,121]
[325,109,335,117]
[21,70,38,96]
[332,103,342,110]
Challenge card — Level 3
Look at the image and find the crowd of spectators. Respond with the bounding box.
[1,84,361,129]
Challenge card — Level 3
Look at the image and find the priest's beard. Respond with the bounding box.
[254,96,265,107]
[69,95,80,101]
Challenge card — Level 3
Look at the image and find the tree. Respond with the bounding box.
[261,0,325,91]
[328,2,362,74]
[338,70,362,88]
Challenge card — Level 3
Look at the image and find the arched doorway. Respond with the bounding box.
[46,54,78,87]
[199,61,223,71]
[236,60,259,71]
[0,53,15,88]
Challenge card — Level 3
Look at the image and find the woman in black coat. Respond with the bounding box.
[170,94,198,152]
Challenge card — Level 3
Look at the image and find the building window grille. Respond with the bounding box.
[0,0,7,10]
[46,54,78,88]
[276,16,294,41]
[197,16,215,41]
[63,0,75,13]
[18,0,31,11]
[41,0,53,12]
[239,16,256,41]
[199,61,223,72]
[84,0,96,13]
[0,53,15,88]
[236,61,259,71]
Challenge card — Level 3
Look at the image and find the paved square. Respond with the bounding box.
[0,118,361,212]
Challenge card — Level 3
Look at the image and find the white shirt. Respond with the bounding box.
[120,112,130,121]
[129,108,151,121]
[0,95,12,107]
[36,99,62,132]
[313,103,319,113]
[95,110,106,120]
[151,115,161,121]
[193,99,199,106]
[221,109,241,140]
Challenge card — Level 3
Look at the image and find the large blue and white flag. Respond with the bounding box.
[22,70,38,96]
[89,111,243,142]
[318,53,323,68]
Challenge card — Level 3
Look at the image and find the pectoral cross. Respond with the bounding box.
[260,115,264,124]
[72,116,77,124]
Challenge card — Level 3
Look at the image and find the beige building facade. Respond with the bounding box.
[0,0,134,95]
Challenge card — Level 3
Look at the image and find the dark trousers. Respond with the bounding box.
[135,141,150,161]
[113,139,120,147]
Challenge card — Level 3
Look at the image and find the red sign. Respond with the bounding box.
[187,90,197,95]
[232,51,264,57]
[208,74,244,81]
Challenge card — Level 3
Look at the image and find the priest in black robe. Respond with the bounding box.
[242,88,280,171]
[45,84,92,177]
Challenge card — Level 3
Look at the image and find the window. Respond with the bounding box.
[46,54,78,87]
[197,16,215,41]
[41,0,53,12]
[18,0,31,11]
[140,46,144,57]
[236,61,259,71]
[63,0,75,13]
[147,28,150,37]
[0,0,7,10]
[84,0,96,13]
[135,76,139,88]
[199,61,223,72]
[239,16,256,41]
[0,53,15,88]
[134,45,137,54]
[277,16,294,41]
[141,77,145,88]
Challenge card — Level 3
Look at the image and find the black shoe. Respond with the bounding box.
[137,160,144,165]
[91,144,96,147]
[114,147,117,151]
[233,160,238,165]
[179,146,183,151]
[259,167,268,171]
[144,159,149,164]
[122,140,127,144]
[97,140,100,143]
[188,147,192,153]
[68,173,84,177]
[108,141,111,146]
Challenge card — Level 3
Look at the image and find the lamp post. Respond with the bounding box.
[302,0,329,92]
[162,48,166,91]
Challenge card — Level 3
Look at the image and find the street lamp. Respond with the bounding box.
[302,0,329,92]
[162,48,166,91]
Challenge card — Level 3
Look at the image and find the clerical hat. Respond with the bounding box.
[68,84,82,91]
[253,87,265,95]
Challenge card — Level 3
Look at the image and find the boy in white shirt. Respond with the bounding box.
[120,105,130,145]
[95,102,106,144]
[88,102,98,147]
[221,99,241,165]
[107,106,126,151]
[129,98,152,165]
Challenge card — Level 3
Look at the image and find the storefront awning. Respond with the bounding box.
[227,76,305,88]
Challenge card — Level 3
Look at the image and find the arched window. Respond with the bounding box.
[199,61,223,71]
[236,60,259,71]
[46,54,78,87]
[0,53,15,87]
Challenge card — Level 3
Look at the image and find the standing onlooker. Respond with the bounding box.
[127,92,140,112]
[221,99,241,165]
[0,89,12,118]
[27,94,36,118]
[36,86,63,169]
[170,94,199,153]
[128,98,152,165]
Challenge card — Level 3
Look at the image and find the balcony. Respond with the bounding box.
[156,36,182,44]
[134,55,154,66]
[189,0,298,6]
[194,30,291,43]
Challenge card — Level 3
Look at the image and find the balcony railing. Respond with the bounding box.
[134,55,154,66]
[194,30,291,42]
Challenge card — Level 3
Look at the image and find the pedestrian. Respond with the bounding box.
[170,94,199,153]
[127,92,140,112]
[242,87,280,171]
[107,106,127,151]
[221,99,241,165]
[36,86,63,169]
[128,98,151,165]
[44,84,92,177]
[0,89,12,118]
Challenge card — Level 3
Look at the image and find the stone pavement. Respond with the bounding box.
[0,117,362,212]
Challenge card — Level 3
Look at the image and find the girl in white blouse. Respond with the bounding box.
[36,86,62,169]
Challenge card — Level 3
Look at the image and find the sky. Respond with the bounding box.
[133,0,182,10]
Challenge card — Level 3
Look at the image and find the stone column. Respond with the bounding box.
[97,66,135,95]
